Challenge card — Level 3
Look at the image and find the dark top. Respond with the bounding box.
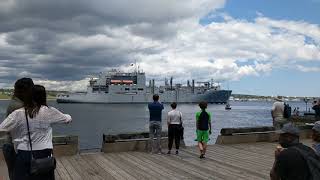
[148,101,164,122]
[197,111,210,131]
[6,97,24,117]
[312,104,320,117]
[275,143,312,180]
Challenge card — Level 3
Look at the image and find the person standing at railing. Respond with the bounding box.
[271,96,288,130]
[0,85,72,180]
[167,102,183,155]
[2,78,34,180]
[148,94,164,154]
[195,101,212,159]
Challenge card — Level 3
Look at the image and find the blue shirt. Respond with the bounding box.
[148,101,164,122]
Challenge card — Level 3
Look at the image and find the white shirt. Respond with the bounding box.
[167,109,182,125]
[0,106,72,151]
[272,101,284,119]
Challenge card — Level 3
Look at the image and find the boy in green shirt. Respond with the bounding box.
[196,101,212,159]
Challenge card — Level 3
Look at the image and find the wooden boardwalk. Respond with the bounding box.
[0,140,312,180]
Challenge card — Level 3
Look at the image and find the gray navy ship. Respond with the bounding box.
[56,69,232,104]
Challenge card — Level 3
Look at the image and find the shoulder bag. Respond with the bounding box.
[178,112,184,140]
[25,109,56,175]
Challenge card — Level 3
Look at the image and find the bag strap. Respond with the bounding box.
[25,108,34,156]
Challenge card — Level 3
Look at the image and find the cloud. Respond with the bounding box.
[0,0,319,91]
[296,65,320,72]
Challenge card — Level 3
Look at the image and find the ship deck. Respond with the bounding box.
[0,139,312,180]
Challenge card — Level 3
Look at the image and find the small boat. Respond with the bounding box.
[225,103,231,110]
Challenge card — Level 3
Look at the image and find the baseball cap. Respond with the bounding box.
[276,123,300,136]
[312,121,320,133]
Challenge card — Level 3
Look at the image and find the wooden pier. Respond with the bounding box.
[0,139,312,180]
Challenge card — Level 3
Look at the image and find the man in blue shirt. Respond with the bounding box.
[148,94,164,154]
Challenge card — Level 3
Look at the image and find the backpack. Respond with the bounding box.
[283,103,292,118]
[198,111,209,131]
[293,146,320,180]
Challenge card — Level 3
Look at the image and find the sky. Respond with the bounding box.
[0,0,319,97]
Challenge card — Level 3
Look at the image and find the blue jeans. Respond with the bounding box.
[149,121,162,153]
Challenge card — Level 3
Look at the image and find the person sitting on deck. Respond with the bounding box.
[312,121,320,156]
[195,101,212,159]
[312,99,320,118]
[270,123,319,180]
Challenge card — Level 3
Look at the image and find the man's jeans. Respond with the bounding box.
[149,121,162,153]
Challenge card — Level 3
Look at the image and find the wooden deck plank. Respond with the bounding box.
[132,152,195,179]
[176,150,263,180]
[90,153,134,180]
[140,151,230,180]
[204,148,272,173]
[58,157,82,180]
[211,145,275,168]
[107,153,163,180]
[120,152,181,180]
[183,147,270,179]
[54,170,62,180]
[205,145,274,168]
[98,153,139,180]
[63,156,97,180]
[55,159,72,180]
[102,153,154,180]
[81,154,117,180]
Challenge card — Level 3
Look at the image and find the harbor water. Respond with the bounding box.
[0,100,310,151]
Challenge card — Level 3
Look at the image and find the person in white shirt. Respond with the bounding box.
[271,96,288,130]
[0,85,72,180]
[167,102,183,155]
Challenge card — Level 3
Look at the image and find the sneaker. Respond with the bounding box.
[175,150,179,155]
[199,154,204,159]
[167,151,171,155]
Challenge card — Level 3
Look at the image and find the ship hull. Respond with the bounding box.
[56,90,232,104]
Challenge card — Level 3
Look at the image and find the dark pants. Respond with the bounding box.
[168,124,181,150]
[2,143,16,180]
[14,149,54,180]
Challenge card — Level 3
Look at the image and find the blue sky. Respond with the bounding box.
[0,0,319,97]
[201,0,320,97]
[221,0,319,24]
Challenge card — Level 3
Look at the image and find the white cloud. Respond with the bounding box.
[0,1,319,91]
[296,65,320,72]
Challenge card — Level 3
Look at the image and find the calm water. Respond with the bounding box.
[0,100,310,150]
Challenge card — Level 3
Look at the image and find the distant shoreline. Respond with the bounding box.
[0,98,56,101]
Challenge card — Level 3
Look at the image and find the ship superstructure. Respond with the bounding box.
[56,69,231,103]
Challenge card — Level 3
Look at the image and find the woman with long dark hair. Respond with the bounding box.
[3,77,34,180]
[1,85,72,179]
